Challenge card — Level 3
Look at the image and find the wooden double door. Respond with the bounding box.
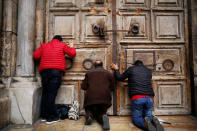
[46,0,190,115]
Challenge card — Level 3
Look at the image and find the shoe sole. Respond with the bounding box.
[102,115,110,130]
[153,117,165,131]
[145,117,156,131]
[46,120,60,125]
[41,119,46,122]
[156,124,165,131]
[85,117,92,125]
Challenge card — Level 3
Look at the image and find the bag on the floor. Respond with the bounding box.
[56,104,70,120]
[68,101,80,120]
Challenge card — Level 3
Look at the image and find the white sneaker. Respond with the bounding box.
[41,119,46,122]
[45,117,60,125]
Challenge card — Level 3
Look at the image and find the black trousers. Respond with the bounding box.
[40,69,64,119]
[85,104,108,124]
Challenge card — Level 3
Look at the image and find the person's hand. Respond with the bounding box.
[110,63,119,70]
[68,40,74,47]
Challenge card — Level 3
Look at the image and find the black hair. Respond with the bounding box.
[94,60,103,67]
[134,60,143,66]
[53,35,63,42]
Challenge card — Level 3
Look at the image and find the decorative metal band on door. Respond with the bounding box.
[46,0,190,115]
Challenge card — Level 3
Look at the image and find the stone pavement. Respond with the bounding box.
[2,116,197,131]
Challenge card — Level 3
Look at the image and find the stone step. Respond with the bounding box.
[2,115,197,131]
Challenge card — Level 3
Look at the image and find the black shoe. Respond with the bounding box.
[40,115,47,122]
[144,117,156,131]
[152,116,165,131]
[102,115,110,130]
[85,116,93,125]
[46,117,60,125]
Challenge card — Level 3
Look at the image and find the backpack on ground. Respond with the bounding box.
[56,104,70,120]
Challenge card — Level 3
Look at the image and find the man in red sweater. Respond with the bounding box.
[33,35,76,124]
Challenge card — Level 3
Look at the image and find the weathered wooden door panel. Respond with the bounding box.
[119,11,151,42]
[153,80,189,114]
[81,13,112,43]
[125,46,185,75]
[117,0,190,115]
[50,0,79,7]
[153,12,184,42]
[46,0,114,115]
[153,0,184,7]
[46,0,190,115]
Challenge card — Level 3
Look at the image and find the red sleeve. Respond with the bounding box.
[33,44,43,59]
[63,44,76,58]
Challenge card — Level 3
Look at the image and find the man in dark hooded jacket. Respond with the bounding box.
[111,60,164,131]
[81,60,115,130]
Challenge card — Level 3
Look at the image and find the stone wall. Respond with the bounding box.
[8,0,43,124]
[0,0,15,129]
[9,77,41,124]
[1,0,17,77]
[0,88,10,129]
[0,0,45,127]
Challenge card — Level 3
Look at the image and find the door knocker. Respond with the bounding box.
[130,23,140,35]
[162,59,174,71]
[65,56,74,70]
[82,59,94,70]
[92,23,104,37]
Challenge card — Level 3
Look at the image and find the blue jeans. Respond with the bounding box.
[130,96,153,129]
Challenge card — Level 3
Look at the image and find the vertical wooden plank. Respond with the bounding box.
[189,0,197,116]
[112,0,117,115]
[184,0,191,113]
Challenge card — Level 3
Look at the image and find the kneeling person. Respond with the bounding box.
[111,60,164,131]
[81,60,115,130]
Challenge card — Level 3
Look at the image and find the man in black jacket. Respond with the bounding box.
[111,60,164,131]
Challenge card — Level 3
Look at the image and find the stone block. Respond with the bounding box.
[0,97,10,129]
[55,85,74,105]
[0,88,9,98]
[32,87,42,123]
[9,78,42,124]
